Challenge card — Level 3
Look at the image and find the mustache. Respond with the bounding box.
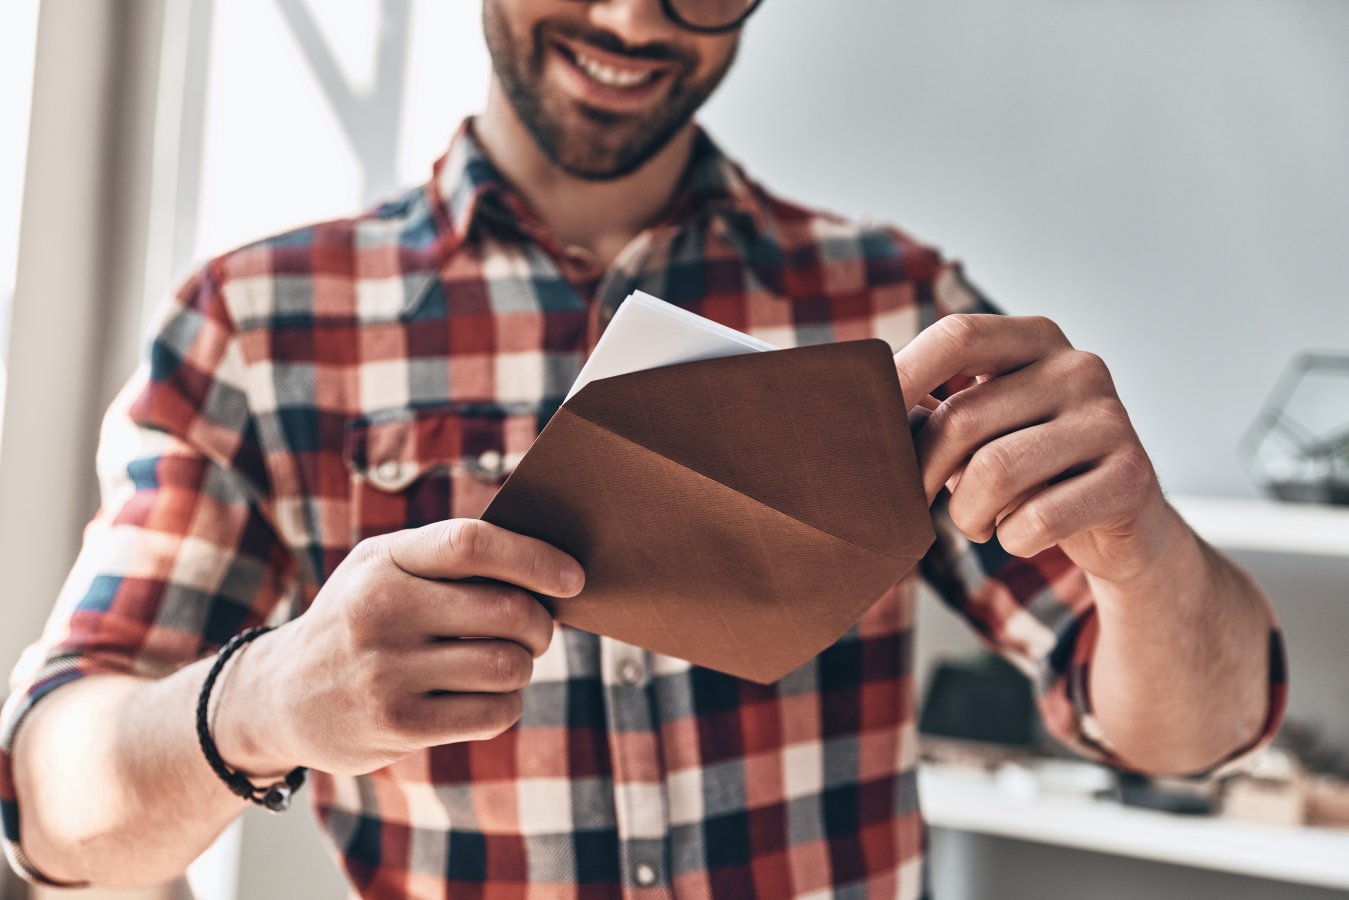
[536,18,695,67]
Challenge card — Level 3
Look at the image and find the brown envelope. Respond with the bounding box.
[480,338,935,684]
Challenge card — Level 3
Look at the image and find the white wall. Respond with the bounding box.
[706,0,1349,499]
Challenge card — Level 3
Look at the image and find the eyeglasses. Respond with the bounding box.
[659,0,765,33]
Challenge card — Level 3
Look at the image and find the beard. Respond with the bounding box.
[482,3,736,181]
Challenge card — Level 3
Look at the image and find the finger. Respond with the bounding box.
[893,315,1070,411]
[993,457,1148,558]
[395,691,525,746]
[383,519,585,598]
[915,364,1063,503]
[944,460,967,497]
[407,639,535,694]
[946,420,1104,543]
[422,582,556,657]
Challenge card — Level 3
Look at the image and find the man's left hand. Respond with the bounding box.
[894,313,1173,585]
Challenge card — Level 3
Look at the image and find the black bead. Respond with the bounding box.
[263,783,293,813]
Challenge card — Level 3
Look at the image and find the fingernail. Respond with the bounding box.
[561,564,583,593]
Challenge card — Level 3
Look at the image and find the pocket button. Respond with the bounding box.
[372,459,406,490]
[477,449,504,478]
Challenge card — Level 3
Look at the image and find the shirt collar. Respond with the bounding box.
[661,127,772,237]
[424,117,772,252]
[424,118,517,250]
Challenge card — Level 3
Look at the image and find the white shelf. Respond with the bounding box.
[1170,494,1349,558]
[919,764,1349,891]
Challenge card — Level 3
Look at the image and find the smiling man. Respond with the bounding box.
[1,1,1284,898]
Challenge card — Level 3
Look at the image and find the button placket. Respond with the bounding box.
[600,638,671,896]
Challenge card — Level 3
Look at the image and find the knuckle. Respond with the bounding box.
[1030,315,1068,345]
[971,441,1017,492]
[373,692,413,739]
[441,518,483,567]
[931,394,982,443]
[490,588,539,637]
[935,313,980,346]
[486,642,532,688]
[344,597,378,640]
[1008,499,1058,556]
[349,535,383,565]
[1069,350,1112,389]
[344,577,393,641]
[359,652,399,701]
[341,536,396,585]
[1079,399,1132,444]
[523,545,547,586]
[1113,449,1155,498]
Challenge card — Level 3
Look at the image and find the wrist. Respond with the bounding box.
[1087,500,1209,611]
[208,627,301,780]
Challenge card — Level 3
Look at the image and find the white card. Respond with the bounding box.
[565,291,778,402]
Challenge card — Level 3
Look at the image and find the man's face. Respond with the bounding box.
[482,0,742,180]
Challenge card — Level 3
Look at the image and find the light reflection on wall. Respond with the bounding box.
[0,0,42,446]
[189,1,489,271]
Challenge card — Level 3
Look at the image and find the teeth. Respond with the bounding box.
[572,50,655,88]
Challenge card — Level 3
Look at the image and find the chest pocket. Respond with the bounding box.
[344,405,539,544]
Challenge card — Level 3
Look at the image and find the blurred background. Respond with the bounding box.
[1,0,1346,898]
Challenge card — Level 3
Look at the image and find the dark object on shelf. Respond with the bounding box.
[1277,719,1349,779]
[1241,352,1349,505]
[918,653,1036,747]
[1113,773,1216,816]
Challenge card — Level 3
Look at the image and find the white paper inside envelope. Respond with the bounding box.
[566,290,777,402]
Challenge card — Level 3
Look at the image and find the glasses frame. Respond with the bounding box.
[658,0,765,34]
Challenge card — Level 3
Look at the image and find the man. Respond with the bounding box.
[2,0,1283,896]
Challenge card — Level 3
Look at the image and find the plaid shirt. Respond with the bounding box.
[2,120,1285,897]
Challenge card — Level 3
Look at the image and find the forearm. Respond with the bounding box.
[12,645,290,886]
[10,520,577,886]
[1086,503,1271,775]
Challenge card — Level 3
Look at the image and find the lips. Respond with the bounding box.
[547,35,680,110]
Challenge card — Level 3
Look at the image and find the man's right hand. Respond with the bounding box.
[216,519,585,778]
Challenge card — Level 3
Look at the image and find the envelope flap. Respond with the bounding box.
[563,339,933,559]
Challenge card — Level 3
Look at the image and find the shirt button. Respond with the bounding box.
[633,862,658,887]
[373,459,403,486]
[477,449,503,476]
[618,659,645,686]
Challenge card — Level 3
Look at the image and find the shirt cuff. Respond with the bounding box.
[1,658,96,887]
[1055,601,1289,779]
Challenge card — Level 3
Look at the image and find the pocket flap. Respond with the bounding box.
[344,405,534,493]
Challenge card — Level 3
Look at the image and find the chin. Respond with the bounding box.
[540,113,666,181]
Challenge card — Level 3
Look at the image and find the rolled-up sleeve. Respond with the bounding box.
[920,504,1287,775]
[0,262,296,882]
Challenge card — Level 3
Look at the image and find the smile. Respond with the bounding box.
[550,36,675,96]
[572,48,657,88]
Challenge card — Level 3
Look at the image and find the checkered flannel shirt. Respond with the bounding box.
[2,119,1286,897]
